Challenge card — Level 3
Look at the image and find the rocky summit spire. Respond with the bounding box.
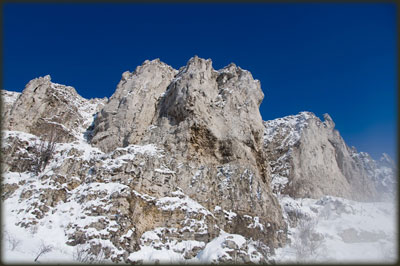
[89,58,177,152]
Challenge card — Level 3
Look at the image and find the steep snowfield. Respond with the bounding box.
[271,195,397,263]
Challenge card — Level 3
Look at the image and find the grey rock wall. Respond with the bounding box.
[263,112,386,201]
[2,75,106,142]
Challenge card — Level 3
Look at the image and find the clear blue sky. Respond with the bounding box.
[3,3,397,160]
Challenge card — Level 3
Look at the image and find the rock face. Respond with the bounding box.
[1,56,395,263]
[350,150,396,200]
[2,75,107,142]
[263,112,389,201]
[90,59,177,152]
[89,56,285,251]
[1,90,20,119]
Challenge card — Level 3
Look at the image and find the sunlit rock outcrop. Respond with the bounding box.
[263,112,385,201]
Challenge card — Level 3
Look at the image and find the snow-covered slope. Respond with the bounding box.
[1,130,269,264]
[271,195,397,263]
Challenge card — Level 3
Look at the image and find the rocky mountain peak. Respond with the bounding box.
[87,57,286,252]
[264,111,383,201]
[138,58,176,74]
[90,58,177,152]
[26,74,51,87]
[1,90,21,118]
[1,56,396,264]
[114,58,177,98]
[2,75,106,142]
[91,56,265,155]
[185,55,213,72]
[323,113,335,128]
[22,75,79,99]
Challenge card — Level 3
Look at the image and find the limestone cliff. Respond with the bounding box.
[89,56,285,251]
[350,149,396,200]
[1,56,395,263]
[263,112,393,201]
[2,75,107,142]
[90,59,177,152]
[1,90,20,119]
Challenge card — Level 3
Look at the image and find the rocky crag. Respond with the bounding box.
[263,112,393,201]
[1,56,396,263]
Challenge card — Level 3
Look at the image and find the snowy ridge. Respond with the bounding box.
[263,111,314,147]
[1,90,21,105]
[3,169,123,263]
[2,130,38,145]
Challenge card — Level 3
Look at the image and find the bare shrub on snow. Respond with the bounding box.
[34,241,53,262]
[8,236,21,251]
[73,244,106,264]
[73,245,92,263]
[379,239,398,263]
[319,203,332,220]
[3,231,21,251]
[31,126,62,175]
[292,215,325,262]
